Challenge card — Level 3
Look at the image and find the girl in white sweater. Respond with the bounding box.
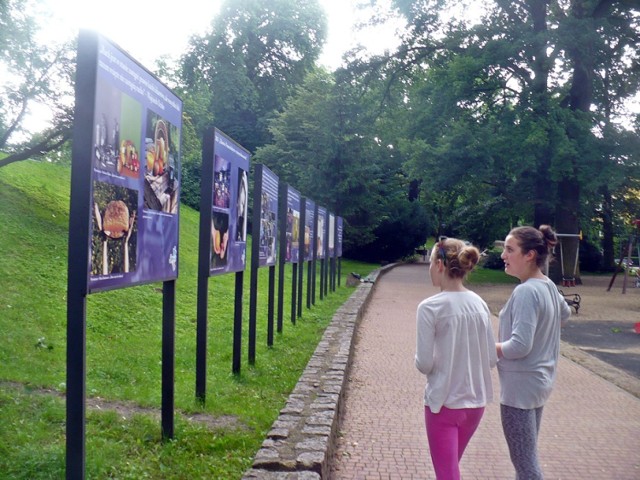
[415,238,497,480]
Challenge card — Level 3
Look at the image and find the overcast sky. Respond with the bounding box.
[40,0,404,71]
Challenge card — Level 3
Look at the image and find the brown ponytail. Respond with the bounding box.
[508,225,557,268]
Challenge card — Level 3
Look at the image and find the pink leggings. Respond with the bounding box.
[425,406,485,480]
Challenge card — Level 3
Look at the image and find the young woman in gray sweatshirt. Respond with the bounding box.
[497,225,571,479]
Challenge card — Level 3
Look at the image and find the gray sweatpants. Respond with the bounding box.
[500,404,544,480]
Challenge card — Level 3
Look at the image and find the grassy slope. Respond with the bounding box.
[0,160,377,479]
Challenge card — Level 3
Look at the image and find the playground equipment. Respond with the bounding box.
[558,289,581,314]
[607,219,640,294]
[553,231,583,312]
[556,231,582,287]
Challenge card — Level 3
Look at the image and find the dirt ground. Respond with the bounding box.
[468,273,640,381]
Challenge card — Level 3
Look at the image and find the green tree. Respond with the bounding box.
[179,0,328,153]
[0,0,75,168]
[375,0,639,278]
[255,67,429,261]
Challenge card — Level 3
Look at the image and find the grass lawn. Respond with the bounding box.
[467,266,519,285]
[0,160,377,479]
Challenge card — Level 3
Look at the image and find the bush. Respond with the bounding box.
[346,200,430,263]
[579,240,603,272]
[479,248,504,270]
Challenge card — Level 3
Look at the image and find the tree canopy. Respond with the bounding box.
[2,0,639,268]
[367,0,640,273]
[0,0,75,168]
[179,0,328,153]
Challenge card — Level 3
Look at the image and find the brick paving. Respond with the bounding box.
[330,263,640,480]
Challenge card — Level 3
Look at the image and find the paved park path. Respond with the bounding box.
[329,263,640,479]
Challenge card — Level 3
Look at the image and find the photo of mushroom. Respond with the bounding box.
[304,225,311,258]
[260,191,277,264]
[93,79,142,179]
[91,181,138,276]
[116,95,143,179]
[285,207,299,262]
[317,215,325,258]
[143,111,180,213]
[236,169,248,242]
[213,154,231,209]
[211,211,229,269]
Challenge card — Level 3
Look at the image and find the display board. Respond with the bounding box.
[85,34,182,293]
[328,213,335,257]
[257,166,279,267]
[336,216,344,257]
[304,199,315,261]
[316,206,327,260]
[285,186,301,264]
[209,130,250,276]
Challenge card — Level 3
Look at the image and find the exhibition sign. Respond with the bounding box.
[285,186,301,264]
[86,34,183,293]
[328,213,335,258]
[67,30,183,478]
[316,206,327,260]
[337,216,344,257]
[304,199,315,262]
[257,165,279,267]
[209,130,250,276]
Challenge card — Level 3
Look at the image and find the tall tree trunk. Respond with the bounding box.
[555,179,581,284]
[530,0,555,227]
[552,0,596,285]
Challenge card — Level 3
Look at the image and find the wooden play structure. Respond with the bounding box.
[607,219,640,294]
[556,231,582,287]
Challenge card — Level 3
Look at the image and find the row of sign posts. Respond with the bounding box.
[66,31,344,479]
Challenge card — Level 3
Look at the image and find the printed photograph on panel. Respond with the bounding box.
[213,154,231,209]
[143,112,180,213]
[260,192,277,264]
[211,210,230,269]
[236,169,248,242]
[91,181,138,276]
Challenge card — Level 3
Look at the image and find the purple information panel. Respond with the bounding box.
[285,186,301,263]
[316,206,327,260]
[258,166,279,267]
[210,130,250,276]
[304,199,315,261]
[336,217,344,257]
[88,35,182,292]
[328,213,335,257]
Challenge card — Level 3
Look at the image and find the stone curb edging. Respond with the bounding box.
[242,265,397,479]
[560,341,640,399]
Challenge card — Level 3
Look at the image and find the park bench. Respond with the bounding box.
[558,289,581,314]
[415,248,430,261]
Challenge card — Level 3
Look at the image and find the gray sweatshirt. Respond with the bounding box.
[498,277,571,409]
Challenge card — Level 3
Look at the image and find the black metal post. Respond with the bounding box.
[66,30,98,480]
[277,182,287,333]
[248,164,263,364]
[291,262,298,324]
[233,271,244,374]
[267,266,275,346]
[161,280,175,440]
[196,129,215,403]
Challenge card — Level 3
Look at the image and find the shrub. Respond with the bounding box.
[479,248,504,270]
[579,240,603,272]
